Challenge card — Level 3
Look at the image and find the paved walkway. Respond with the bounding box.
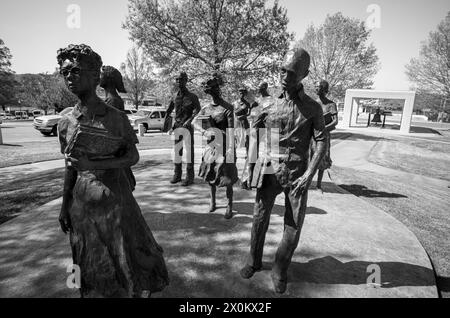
[0,134,439,298]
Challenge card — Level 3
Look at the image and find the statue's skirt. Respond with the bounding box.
[68,169,169,298]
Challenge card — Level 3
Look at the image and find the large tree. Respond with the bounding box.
[123,0,293,97]
[406,12,450,100]
[15,73,78,114]
[120,46,154,109]
[297,12,379,100]
[0,39,18,111]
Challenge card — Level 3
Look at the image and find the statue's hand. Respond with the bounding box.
[59,208,72,234]
[201,128,213,138]
[291,174,312,198]
[212,95,222,105]
[67,155,94,171]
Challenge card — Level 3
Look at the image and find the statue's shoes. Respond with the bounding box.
[170,177,182,184]
[240,265,261,279]
[181,179,194,186]
[224,207,233,219]
[209,204,217,213]
[241,181,251,190]
[271,273,287,294]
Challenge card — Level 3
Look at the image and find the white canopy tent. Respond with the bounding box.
[341,89,416,134]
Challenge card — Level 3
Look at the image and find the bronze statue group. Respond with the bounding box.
[56,44,338,298]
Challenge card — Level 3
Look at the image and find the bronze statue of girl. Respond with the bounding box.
[193,74,238,219]
[100,65,136,192]
[100,65,127,111]
[57,44,169,298]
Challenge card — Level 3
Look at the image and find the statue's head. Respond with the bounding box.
[100,65,127,93]
[175,72,188,90]
[316,80,329,96]
[202,73,224,97]
[238,86,248,98]
[57,44,102,96]
[280,48,310,92]
[259,82,268,93]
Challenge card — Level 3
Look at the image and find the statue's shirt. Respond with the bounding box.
[234,100,250,121]
[59,102,138,160]
[169,90,201,128]
[317,97,338,128]
[256,89,327,186]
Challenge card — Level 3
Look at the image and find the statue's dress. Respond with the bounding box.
[198,102,238,187]
[58,102,169,297]
[234,100,250,149]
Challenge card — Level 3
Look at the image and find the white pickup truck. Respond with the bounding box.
[33,107,73,136]
[127,108,169,133]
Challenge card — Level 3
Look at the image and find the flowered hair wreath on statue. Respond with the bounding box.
[57,44,103,84]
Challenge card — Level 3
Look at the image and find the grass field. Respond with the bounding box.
[332,133,450,297]
[0,159,162,225]
[368,137,450,181]
[0,134,173,168]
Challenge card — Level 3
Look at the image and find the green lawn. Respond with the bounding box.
[0,159,161,225]
[0,134,173,168]
[367,137,450,181]
[332,134,450,297]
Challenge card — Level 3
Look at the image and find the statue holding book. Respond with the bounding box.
[310,80,339,190]
[100,65,127,111]
[100,65,136,191]
[235,86,258,190]
[193,74,238,219]
[57,44,169,298]
[240,82,273,191]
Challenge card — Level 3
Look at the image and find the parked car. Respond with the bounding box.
[15,111,29,120]
[2,112,15,120]
[124,108,138,116]
[1,112,12,120]
[31,109,44,118]
[33,107,73,136]
[127,108,167,132]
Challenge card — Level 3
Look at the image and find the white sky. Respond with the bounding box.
[0,0,449,91]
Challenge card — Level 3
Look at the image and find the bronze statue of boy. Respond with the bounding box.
[163,72,201,186]
[240,48,328,294]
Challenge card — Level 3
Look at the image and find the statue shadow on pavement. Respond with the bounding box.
[309,182,408,199]
[233,202,327,217]
[337,184,408,199]
[286,256,436,288]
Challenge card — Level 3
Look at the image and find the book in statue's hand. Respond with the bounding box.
[162,116,173,133]
[196,115,213,130]
[323,111,333,125]
[65,124,124,160]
